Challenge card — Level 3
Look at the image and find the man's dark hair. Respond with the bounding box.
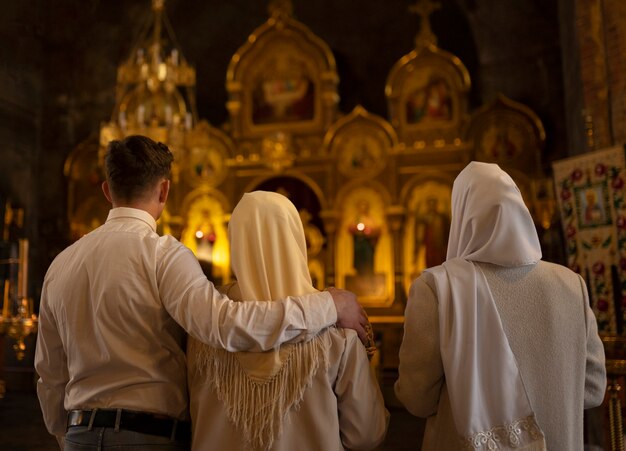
[104,135,173,202]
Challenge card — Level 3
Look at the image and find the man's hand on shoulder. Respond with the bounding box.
[326,287,368,344]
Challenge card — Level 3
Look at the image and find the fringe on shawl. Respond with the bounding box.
[189,332,332,451]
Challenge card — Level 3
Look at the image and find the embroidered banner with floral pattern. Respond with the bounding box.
[553,145,626,334]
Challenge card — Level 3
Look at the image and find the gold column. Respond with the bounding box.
[608,376,624,451]
[603,337,626,451]
[1,281,9,318]
[319,210,340,287]
[385,205,406,300]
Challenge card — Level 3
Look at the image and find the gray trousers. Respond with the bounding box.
[64,426,189,451]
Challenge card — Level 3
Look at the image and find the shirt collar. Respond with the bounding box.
[106,207,158,232]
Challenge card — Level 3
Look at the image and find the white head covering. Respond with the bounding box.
[426,162,546,450]
[190,191,330,451]
[446,161,542,265]
[228,191,317,301]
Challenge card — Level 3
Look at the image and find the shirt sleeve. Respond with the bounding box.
[579,276,606,409]
[394,275,445,418]
[157,239,337,352]
[34,279,69,441]
[335,329,389,450]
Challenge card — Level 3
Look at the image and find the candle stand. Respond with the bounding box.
[0,233,38,398]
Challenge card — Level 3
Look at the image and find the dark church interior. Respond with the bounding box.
[1,0,625,449]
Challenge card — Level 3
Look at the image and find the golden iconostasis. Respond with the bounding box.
[65,1,554,373]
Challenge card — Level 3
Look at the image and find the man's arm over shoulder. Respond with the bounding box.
[578,275,607,408]
[395,275,444,418]
[326,286,368,342]
[158,237,340,352]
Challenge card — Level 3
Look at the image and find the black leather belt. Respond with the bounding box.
[67,409,191,442]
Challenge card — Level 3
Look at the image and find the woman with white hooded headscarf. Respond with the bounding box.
[187,191,388,451]
[395,162,606,450]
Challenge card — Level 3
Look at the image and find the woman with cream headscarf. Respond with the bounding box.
[395,162,606,450]
[187,191,388,451]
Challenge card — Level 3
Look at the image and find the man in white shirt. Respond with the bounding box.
[35,135,367,450]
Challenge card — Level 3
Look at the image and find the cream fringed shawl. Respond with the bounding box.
[426,162,547,450]
[189,191,331,451]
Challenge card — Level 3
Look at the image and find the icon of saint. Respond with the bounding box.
[415,197,449,271]
[348,200,380,275]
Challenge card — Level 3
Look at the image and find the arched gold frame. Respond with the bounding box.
[386,43,471,146]
[227,10,339,140]
[323,105,398,179]
[335,179,394,307]
[465,93,546,177]
[179,187,233,284]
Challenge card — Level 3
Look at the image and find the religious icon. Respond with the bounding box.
[337,133,384,178]
[194,154,216,178]
[490,127,518,159]
[576,184,611,229]
[403,182,452,293]
[188,146,226,186]
[414,196,449,270]
[406,77,452,124]
[477,122,526,163]
[252,55,315,124]
[333,117,389,179]
[336,189,393,307]
[348,199,381,275]
[349,137,377,170]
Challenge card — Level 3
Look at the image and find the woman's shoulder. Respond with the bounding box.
[536,260,579,277]
[325,325,358,340]
[407,271,438,303]
[325,327,371,361]
[535,260,586,292]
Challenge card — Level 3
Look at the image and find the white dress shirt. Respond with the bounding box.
[35,207,336,440]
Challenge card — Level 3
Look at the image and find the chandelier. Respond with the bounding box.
[99,0,197,183]
[0,201,37,374]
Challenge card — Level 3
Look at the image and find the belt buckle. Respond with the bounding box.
[67,410,85,430]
